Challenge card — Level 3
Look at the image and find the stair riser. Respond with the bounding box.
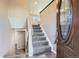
[33,28,41,30]
[33,42,48,47]
[33,39,46,41]
[33,26,40,27]
[33,27,41,29]
[33,26,41,28]
[33,29,42,32]
[33,38,46,41]
[33,32,43,34]
[33,47,51,55]
[33,34,44,36]
[33,30,42,32]
[32,25,40,27]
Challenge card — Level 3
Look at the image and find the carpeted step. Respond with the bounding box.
[32,36,46,41]
[33,27,41,29]
[33,29,42,32]
[32,25,40,27]
[33,45,51,55]
[33,40,48,47]
[33,32,44,36]
[32,25,51,55]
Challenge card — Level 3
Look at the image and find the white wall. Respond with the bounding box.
[8,7,29,28]
[40,0,58,52]
[0,0,29,57]
[0,1,13,57]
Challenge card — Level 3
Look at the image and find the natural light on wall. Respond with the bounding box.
[8,7,28,28]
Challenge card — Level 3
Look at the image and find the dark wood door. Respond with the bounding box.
[57,0,79,58]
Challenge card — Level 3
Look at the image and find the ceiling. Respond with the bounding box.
[8,0,53,15]
[29,0,52,15]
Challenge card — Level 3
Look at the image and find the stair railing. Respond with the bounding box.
[27,19,33,57]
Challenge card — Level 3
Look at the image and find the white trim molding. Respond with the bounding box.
[40,25,56,54]
[28,19,33,57]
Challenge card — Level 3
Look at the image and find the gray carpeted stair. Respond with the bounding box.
[32,25,51,55]
[33,45,51,55]
[33,40,48,47]
[32,36,46,41]
[33,29,42,32]
[33,32,44,36]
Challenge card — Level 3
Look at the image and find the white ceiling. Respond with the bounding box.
[28,0,52,15]
[8,0,53,15]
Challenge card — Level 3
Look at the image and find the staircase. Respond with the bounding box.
[32,25,51,55]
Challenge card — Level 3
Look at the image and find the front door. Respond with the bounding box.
[57,0,79,58]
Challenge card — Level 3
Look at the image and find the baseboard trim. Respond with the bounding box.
[40,25,56,54]
[51,49,56,54]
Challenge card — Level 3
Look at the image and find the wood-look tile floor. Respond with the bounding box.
[28,52,56,58]
[5,52,56,58]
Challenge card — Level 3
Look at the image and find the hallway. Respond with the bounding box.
[1,0,79,58]
[0,0,57,58]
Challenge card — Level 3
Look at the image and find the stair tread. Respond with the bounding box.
[33,40,48,45]
[33,27,41,28]
[33,29,42,31]
[33,28,41,30]
[33,36,45,38]
[32,36,46,41]
[33,32,43,33]
[32,35,45,37]
[33,32,44,34]
[33,31,42,32]
[33,33,44,36]
[32,25,40,26]
[34,45,51,49]
[33,40,48,43]
[33,41,48,47]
